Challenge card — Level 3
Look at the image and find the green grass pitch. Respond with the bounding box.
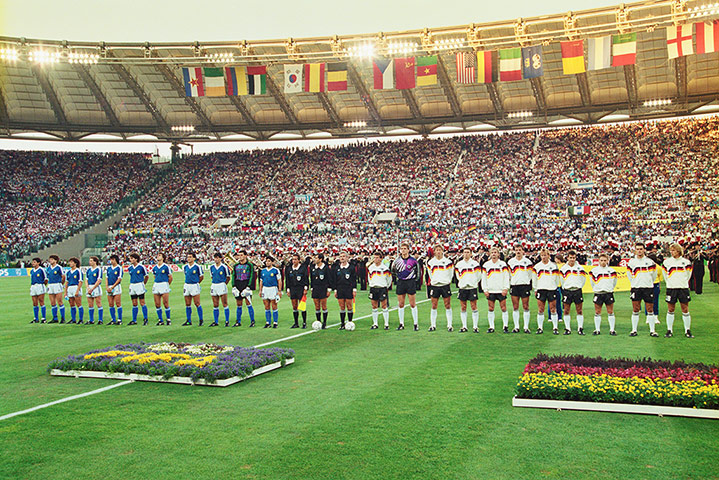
[1,274,718,480]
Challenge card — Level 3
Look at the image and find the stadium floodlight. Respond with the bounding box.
[0,48,19,62]
[643,99,672,107]
[67,51,99,64]
[208,52,234,63]
[346,43,375,59]
[689,3,719,17]
[387,41,418,55]
[434,38,465,51]
[171,125,195,133]
[507,111,534,119]
[28,49,61,64]
[343,121,367,128]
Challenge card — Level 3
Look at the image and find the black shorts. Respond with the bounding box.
[562,289,584,305]
[429,285,452,299]
[593,293,615,306]
[535,289,557,302]
[665,288,691,304]
[486,292,507,302]
[289,287,305,300]
[630,288,654,304]
[130,293,145,300]
[235,281,250,292]
[510,284,531,298]
[311,287,330,299]
[336,287,355,300]
[458,288,478,302]
[396,279,417,296]
[369,287,388,302]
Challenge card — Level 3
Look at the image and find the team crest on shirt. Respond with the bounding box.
[345,274,350,279]
[296,276,301,281]
[319,274,324,280]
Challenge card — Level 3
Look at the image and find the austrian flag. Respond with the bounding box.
[696,21,719,54]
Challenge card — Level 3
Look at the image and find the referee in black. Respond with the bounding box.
[332,250,357,330]
[285,253,309,328]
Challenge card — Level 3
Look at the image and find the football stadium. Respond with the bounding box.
[1,0,719,478]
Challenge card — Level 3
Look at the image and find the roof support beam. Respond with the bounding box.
[576,72,592,107]
[0,87,9,134]
[317,92,341,126]
[436,55,462,117]
[486,83,504,117]
[529,77,546,113]
[30,65,72,139]
[675,56,687,101]
[264,74,300,127]
[109,59,170,134]
[73,63,124,138]
[155,63,219,139]
[401,89,423,121]
[623,64,638,108]
[345,63,383,130]
[227,96,264,140]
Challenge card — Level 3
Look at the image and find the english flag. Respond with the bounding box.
[667,25,694,59]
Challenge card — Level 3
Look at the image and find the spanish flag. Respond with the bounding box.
[327,63,348,91]
[561,40,585,75]
[416,55,437,86]
[304,63,325,92]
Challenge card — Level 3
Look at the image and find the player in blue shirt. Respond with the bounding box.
[46,254,66,323]
[259,256,283,328]
[85,256,103,325]
[152,252,173,325]
[64,257,84,324]
[182,252,204,326]
[29,257,47,323]
[209,252,232,327]
[106,254,123,325]
[128,253,149,325]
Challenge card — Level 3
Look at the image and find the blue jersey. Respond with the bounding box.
[129,264,148,284]
[210,264,230,284]
[152,264,172,283]
[107,265,123,285]
[31,267,47,286]
[86,267,102,286]
[260,267,280,288]
[46,265,64,284]
[66,268,82,286]
[184,263,203,284]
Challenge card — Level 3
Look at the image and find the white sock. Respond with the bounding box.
[372,308,378,326]
[430,309,437,328]
[411,306,418,325]
[502,311,509,328]
[608,314,616,331]
[537,314,544,330]
[594,315,602,331]
[523,310,531,330]
[666,312,674,331]
[472,310,479,329]
[648,315,656,333]
[682,313,691,332]
[631,312,639,332]
[513,310,520,329]
[488,311,495,329]
[550,313,558,329]
[383,308,389,327]
[576,314,584,330]
[460,310,468,329]
[564,315,571,331]
[446,308,453,329]
[398,306,405,326]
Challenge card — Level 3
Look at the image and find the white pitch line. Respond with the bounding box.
[0,380,133,421]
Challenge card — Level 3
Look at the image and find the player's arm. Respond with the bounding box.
[224,266,231,285]
[77,274,83,296]
[143,267,149,285]
[198,265,204,283]
[168,270,173,285]
[278,269,284,292]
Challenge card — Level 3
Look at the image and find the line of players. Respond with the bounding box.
[28,241,695,337]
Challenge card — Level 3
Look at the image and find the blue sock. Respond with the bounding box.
[265,310,271,324]
[236,306,242,323]
[165,308,171,320]
[224,307,230,324]
[70,307,76,322]
[52,305,58,320]
[132,306,138,322]
[98,307,103,323]
[141,305,148,320]
[89,307,95,323]
[60,305,65,320]
[248,305,255,322]
[273,309,279,325]
[41,305,46,320]
[186,306,192,322]
[197,305,203,321]
[117,307,122,321]
[213,307,219,323]
[79,306,84,322]
[110,306,116,322]
[33,306,39,321]
[156,308,163,321]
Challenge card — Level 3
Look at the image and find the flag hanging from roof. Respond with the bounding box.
[587,36,611,70]
[667,25,694,59]
[203,68,225,97]
[182,67,205,97]
[395,57,416,89]
[477,50,498,84]
[612,33,637,66]
[247,66,266,95]
[225,66,247,96]
[284,64,303,93]
[456,52,475,83]
[696,21,719,54]
[304,63,325,92]
[499,48,522,81]
[521,45,543,79]
[416,55,438,86]
[373,57,394,89]
[561,40,585,75]
[327,63,348,91]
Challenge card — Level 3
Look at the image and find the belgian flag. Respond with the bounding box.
[327,63,348,91]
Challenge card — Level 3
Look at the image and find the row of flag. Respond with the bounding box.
[181,21,719,97]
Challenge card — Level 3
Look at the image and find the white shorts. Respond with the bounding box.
[86,286,102,298]
[47,283,63,295]
[262,286,279,301]
[67,285,82,298]
[108,284,122,297]
[152,282,171,295]
[129,282,146,297]
[210,283,228,297]
[30,284,47,296]
[183,283,201,297]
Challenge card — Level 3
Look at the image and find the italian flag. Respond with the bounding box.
[499,48,522,81]
[568,205,591,216]
[203,68,225,97]
[611,33,637,66]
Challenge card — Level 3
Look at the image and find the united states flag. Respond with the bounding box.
[456,52,475,83]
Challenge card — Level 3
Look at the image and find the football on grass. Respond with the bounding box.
[312,321,322,331]
[345,321,356,331]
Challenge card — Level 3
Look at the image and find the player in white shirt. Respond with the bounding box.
[662,243,694,338]
[455,247,481,333]
[481,246,510,333]
[533,249,560,334]
[426,245,454,332]
[508,244,533,333]
[589,253,618,335]
[368,251,392,329]
[559,250,586,335]
[627,242,658,337]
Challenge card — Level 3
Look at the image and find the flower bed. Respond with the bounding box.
[515,354,719,410]
[48,342,294,386]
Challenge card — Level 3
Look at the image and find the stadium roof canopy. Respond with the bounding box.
[0,0,718,143]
